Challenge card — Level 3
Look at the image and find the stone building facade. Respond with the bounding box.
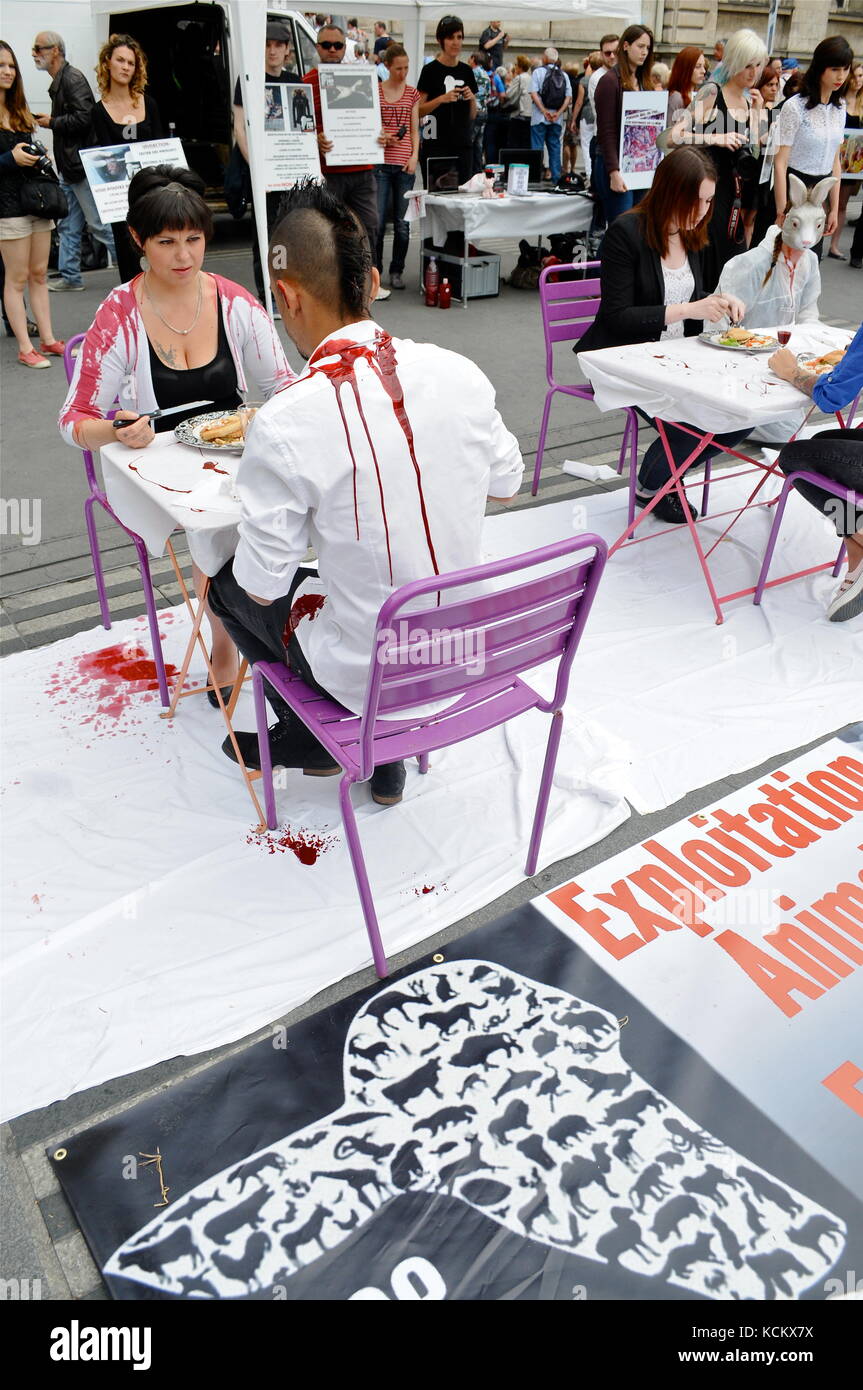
[359,3,863,67]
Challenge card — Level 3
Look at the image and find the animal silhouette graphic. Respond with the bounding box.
[104,961,846,1300]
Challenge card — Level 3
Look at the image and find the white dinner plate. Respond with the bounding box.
[174,410,248,453]
[795,351,845,376]
[698,331,779,353]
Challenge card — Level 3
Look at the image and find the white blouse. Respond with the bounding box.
[660,260,695,340]
[777,94,846,175]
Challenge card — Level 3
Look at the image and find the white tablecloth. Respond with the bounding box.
[410,190,593,244]
[579,324,853,434]
[101,432,241,577]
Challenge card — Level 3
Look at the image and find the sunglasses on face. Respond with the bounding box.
[32,45,55,53]
[318,41,345,51]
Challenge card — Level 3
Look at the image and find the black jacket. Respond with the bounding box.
[0,131,32,218]
[48,62,96,182]
[576,211,706,354]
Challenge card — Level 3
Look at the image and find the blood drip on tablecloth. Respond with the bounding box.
[202,461,229,475]
[283,592,326,645]
[127,463,192,494]
[245,824,338,864]
[45,642,179,735]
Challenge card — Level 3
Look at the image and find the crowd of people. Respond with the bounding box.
[4,17,862,334]
[0,13,861,774]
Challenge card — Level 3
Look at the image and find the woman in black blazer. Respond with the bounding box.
[578,147,749,523]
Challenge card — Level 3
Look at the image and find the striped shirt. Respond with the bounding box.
[379,82,420,166]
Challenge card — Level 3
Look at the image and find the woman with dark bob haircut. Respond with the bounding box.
[60,166,296,703]
[577,147,749,525]
[774,35,853,251]
[416,14,478,185]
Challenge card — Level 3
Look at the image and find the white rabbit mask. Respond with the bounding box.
[782,174,837,252]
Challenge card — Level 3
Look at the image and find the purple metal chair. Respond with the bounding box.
[754,468,863,605]
[253,533,608,978]
[532,262,639,511]
[63,334,169,705]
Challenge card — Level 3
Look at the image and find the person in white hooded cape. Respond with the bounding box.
[716,225,822,442]
[717,223,821,329]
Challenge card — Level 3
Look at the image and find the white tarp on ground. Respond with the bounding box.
[2,473,861,1122]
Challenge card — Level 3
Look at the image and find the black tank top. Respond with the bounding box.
[148,297,241,433]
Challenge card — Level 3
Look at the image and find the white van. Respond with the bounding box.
[1,2,321,198]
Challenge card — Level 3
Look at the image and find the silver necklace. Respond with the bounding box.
[144,272,203,336]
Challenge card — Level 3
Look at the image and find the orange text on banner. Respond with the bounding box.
[821,1061,863,1117]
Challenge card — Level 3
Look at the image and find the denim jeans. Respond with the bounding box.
[374,165,415,275]
[592,150,635,226]
[470,115,487,174]
[636,411,752,493]
[57,178,116,286]
[530,120,562,183]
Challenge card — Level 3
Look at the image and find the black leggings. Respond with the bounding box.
[777,427,863,537]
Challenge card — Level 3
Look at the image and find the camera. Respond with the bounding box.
[395,124,407,139]
[23,140,53,175]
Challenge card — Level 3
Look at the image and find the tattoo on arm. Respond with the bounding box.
[790,368,817,399]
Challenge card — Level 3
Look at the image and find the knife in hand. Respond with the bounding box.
[112,400,215,429]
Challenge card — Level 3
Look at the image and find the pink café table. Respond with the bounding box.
[578,323,855,624]
[100,431,264,823]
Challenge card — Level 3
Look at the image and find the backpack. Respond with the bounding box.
[540,64,568,111]
[509,239,550,290]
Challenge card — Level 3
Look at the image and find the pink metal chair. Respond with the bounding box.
[63,334,170,705]
[754,468,863,605]
[532,262,639,512]
[253,533,608,978]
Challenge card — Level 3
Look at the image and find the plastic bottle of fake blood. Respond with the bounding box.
[438,278,452,309]
[424,255,440,306]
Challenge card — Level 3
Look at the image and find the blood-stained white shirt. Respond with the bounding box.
[232,320,524,713]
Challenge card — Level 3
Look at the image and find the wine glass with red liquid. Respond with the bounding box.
[777,328,792,347]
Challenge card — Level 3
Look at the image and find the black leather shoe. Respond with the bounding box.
[222,725,339,775]
[370,761,406,806]
[207,684,233,709]
[636,490,699,525]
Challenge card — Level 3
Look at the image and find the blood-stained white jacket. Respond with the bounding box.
[59,274,296,446]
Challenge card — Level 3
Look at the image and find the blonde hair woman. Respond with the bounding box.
[669,27,768,285]
[0,40,62,366]
[505,52,533,147]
